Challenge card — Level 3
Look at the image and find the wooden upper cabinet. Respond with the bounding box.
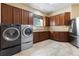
[59,14,64,25]
[44,16,50,26]
[1,3,33,25]
[22,10,29,24]
[13,7,22,24]
[50,16,55,26]
[50,12,70,26]
[59,12,70,25]
[22,10,33,25]
[29,12,33,25]
[64,12,70,25]
[1,3,13,24]
[49,17,52,26]
[55,15,60,25]
[51,15,63,26]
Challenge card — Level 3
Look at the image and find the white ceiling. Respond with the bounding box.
[24,3,71,14]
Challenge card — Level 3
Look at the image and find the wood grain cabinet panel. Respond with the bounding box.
[1,3,13,24]
[33,32,40,43]
[55,32,60,41]
[13,7,22,24]
[29,12,33,25]
[51,32,69,42]
[59,32,69,41]
[50,12,70,26]
[44,17,50,26]
[55,15,60,25]
[59,14,64,25]
[1,3,33,25]
[33,31,49,43]
[22,10,29,24]
[64,12,70,25]
[59,12,70,25]
[39,32,49,41]
[50,16,55,26]
[52,32,59,41]
[50,32,54,40]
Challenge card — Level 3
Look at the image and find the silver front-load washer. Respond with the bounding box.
[21,25,33,50]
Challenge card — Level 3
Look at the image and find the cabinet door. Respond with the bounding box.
[52,32,69,42]
[1,3,13,24]
[53,32,59,41]
[64,12,70,25]
[22,10,29,24]
[39,32,45,41]
[59,14,64,25]
[33,32,39,43]
[59,12,70,25]
[55,15,59,25]
[13,7,22,24]
[46,17,50,26]
[39,31,49,41]
[50,16,55,26]
[44,17,50,26]
[29,12,33,25]
[50,32,53,39]
[44,31,49,39]
[59,32,69,41]
[50,12,70,26]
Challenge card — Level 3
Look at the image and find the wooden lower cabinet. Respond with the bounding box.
[33,32,39,43]
[50,32,69,42]
[33,31,49,43]
[59,32,69,41]
[33,31,69,43]
[39,31,49,41]
[50,32,53,40]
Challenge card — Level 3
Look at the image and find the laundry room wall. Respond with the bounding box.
[71,4,79,19]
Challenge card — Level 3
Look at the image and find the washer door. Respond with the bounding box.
[2,27,20,41]
[23,27,32,37]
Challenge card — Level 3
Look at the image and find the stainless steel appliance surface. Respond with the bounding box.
[69,17,79,47]
[0,24,21,56]
[21,25,33,50]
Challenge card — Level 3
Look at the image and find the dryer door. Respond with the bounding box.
[2,27,20,41]
[23,27,32,37]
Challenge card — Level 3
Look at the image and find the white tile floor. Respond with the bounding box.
[14,40,79,56]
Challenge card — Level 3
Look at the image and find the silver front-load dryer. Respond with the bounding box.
[21,25,33,50]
